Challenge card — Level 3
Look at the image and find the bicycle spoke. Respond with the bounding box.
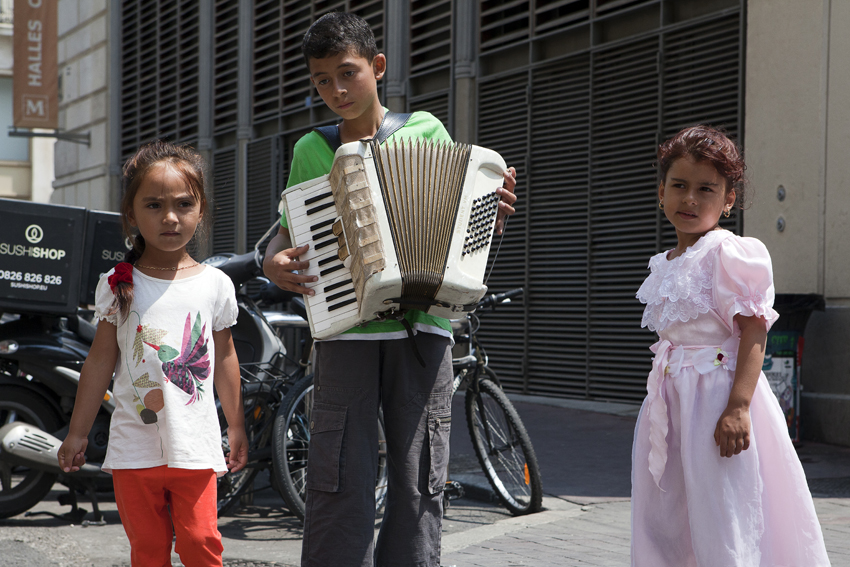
[477,401,531,504]
[467,378,541,514]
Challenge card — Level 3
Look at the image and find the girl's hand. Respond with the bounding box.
[57,435,89,473]
[714,403,751,458]
[225,426,248,473]
[495,167,517,235]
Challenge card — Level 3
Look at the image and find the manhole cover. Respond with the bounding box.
[808,476,850,497]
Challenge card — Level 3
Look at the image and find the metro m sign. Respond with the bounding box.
[13,0,58,129]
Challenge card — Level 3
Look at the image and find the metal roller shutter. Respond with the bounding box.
[253,0,284,122]
[213,0,239,134]
[250,1,385,121]
[662,12,743,236]
[408,0,452,133]
[246,138,280,250]
[212,147,238,254]
[120,0,200,160]
[588,36,660,401]
[476,72,530,390]
[477,2,744,401]
[526,55,591,398]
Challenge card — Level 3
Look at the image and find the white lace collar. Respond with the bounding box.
[636,230,733,332]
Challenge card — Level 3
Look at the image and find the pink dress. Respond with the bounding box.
[632,230,830,567]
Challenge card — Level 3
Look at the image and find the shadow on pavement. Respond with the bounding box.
[450,394,636,505]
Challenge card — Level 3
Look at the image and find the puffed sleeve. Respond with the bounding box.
[713,235,780,333]
[213,270,238,331]
[93,269,118,325]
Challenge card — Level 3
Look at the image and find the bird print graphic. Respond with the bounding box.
[144,312,211,405]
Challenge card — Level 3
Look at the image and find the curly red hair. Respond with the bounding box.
[656,125,747,208]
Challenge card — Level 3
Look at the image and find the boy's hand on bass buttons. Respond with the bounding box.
[495,167,517,235]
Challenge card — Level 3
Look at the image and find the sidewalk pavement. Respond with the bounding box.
[444,393,850,566]
[1,394,848,566]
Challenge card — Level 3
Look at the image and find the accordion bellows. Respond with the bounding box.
[282,139,506,339]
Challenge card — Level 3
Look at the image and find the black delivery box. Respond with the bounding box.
[0,198,86,315]
[81,210,131,305]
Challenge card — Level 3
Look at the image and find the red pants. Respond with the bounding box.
[112,466,223,567]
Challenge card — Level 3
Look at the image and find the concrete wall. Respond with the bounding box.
[746,0,850,445]
[0,161,29,197]
[51,0,110,210]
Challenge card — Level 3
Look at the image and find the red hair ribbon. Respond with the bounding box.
[108,262,134,292]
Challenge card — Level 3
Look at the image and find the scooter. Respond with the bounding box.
[0,250,292,522]
[0,311,114,523]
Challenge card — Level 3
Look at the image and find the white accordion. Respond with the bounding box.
[281,139,506,339]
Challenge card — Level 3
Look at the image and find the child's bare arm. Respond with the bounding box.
[714,314,768,458]
[495,167,518,235]
[213,328,248,473]
[58,322,119,472]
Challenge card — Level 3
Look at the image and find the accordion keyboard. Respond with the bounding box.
[286,179,359,334]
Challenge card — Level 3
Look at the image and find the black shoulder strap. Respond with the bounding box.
[374,111,412,144]
[313,124,342,152]
[312,111,413,152]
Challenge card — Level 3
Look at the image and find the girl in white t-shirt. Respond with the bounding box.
[58,140,247,567]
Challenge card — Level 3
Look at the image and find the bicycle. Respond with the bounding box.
[208,245,323,517]
[269,297,389,523]
[269,288,542,521]
[212,221,389,520]
[449,288,543,516]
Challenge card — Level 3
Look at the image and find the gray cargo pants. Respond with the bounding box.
[301,334,453,567]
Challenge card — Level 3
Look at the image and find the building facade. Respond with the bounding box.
[746,0,850,445]
[0,0,54,203]
[51,0,848,444]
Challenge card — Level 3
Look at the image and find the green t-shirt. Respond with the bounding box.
[282,110,454,336]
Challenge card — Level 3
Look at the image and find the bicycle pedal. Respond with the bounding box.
[444,480,464,501]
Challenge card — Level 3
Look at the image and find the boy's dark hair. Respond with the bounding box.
[302,12,378,69]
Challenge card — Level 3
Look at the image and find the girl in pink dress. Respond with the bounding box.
[632,125,830,566]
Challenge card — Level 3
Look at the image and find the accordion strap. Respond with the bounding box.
[313,111,413,152]
[373,111,412,144]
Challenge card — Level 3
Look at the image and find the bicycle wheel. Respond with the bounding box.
[217,380,274,516]
[465,369,543,515]
[272,374,312,521]
[272,374,389,522]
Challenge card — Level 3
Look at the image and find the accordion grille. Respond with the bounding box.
[372,139,471,304]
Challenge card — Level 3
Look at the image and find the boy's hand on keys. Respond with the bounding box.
[266,244,318,296]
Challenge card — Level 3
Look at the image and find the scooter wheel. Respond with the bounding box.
[0,386,62,519]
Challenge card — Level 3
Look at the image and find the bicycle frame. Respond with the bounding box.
[451,312,501,395]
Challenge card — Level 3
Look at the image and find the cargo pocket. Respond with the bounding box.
[427,408,452,494]
[306,403,347,492]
